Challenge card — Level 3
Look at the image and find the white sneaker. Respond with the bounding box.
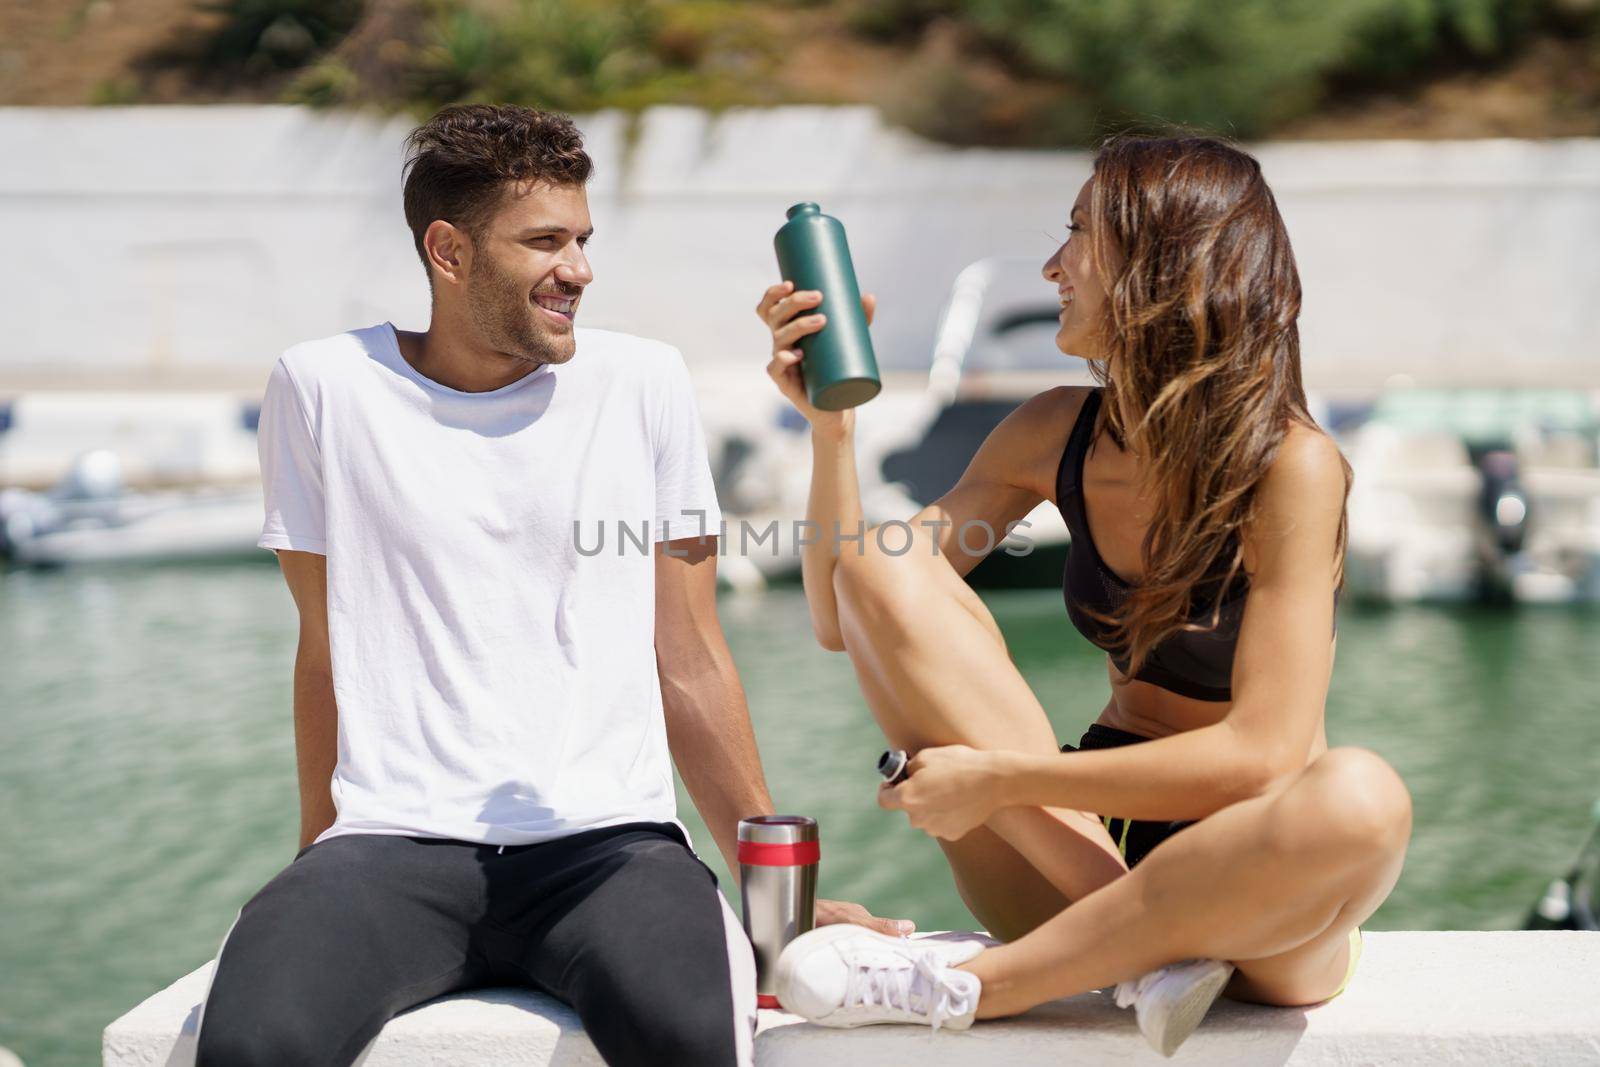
[1115,957,1235,1057]
[774,925,987,1032]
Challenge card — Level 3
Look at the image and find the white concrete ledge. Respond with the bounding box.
[105,932,1600,1066]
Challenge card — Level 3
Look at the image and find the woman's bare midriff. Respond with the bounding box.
[1094,668,1330,769]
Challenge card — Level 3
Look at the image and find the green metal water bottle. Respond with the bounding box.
[773,202,881,411]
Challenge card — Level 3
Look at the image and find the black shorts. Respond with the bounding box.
[1060,723,1197,869]
[193,821,756,1067]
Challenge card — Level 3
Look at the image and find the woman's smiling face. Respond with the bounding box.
[1042,177,1115,362]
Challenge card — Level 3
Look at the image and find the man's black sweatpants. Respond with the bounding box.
[193,820,756,1067]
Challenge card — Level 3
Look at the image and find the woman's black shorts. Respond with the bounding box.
[1060,722,1197,869]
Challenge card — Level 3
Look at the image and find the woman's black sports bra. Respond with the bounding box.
[1053,387,1338,702]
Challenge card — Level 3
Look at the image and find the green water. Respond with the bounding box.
[2,562,1598,1067]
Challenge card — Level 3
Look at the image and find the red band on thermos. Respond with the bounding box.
[737,839,820,866]
[757,993,781,1009]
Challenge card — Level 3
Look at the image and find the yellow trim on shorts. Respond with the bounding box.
[1329,927,1363,1000]
[1101,815,1133,860]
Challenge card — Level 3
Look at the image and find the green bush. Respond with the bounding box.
[284,54,361,106]
[963,0,1385,137]
[1339,0,1550,85]
[404,0,783,112]
[843,0,963,40]
[408,0,667,109]
[926,0,1579,139]
[200,0,365,72]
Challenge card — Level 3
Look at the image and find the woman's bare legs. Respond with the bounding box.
[849,659,1091,941]
[831,530,1129,941]
[965,746,1410,1014]
[830,532,1411,1007]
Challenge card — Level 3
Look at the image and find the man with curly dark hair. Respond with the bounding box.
[191,102,908,1067]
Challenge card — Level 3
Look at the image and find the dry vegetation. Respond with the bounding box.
[1,0,1595,143]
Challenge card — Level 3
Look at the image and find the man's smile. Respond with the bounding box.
[532,291,577,323]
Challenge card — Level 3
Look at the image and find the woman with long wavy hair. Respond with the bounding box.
[754,135,1412,1054]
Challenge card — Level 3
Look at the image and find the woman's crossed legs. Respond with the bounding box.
[827,530,1410,1016]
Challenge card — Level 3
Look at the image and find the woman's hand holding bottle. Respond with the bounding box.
[756,281,876,441]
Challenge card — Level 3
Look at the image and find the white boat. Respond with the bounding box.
[0,450,265,567]
[1341,387,1600,603]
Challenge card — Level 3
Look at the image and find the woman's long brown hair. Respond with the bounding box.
[1077,135,1352,679]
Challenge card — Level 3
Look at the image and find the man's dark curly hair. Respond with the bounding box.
[401,103,593,281]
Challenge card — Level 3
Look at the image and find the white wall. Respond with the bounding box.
[2,104,1596,396]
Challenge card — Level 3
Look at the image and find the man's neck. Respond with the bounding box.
[394,321,543,394]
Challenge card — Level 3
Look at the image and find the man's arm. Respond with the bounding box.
[655,533,918,934]
[655,535,775,883]
[277,548,338,850]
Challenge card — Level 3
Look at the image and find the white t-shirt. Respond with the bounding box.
[256,321,722,850]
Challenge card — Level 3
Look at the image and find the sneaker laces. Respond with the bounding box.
[1115,962,1177,1009]
[842,949,975,1032]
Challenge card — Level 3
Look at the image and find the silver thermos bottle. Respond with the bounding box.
[738,815,819,1009]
